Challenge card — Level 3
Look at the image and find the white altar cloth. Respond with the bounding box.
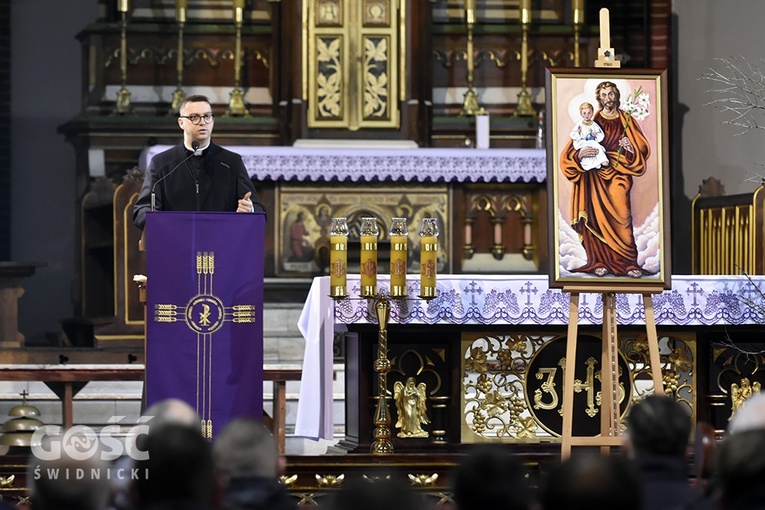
[296,274,765,439]
[141,146,547,183]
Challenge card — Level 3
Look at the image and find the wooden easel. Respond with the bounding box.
[560,284,665,459]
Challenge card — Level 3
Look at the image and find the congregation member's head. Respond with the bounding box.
[452,445,531,510]
[541,453,642,510]
[624,394,691,459]
[131,423,218,510]
[27,434,110,510]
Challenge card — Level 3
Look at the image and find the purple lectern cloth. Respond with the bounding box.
[145,212,265,437]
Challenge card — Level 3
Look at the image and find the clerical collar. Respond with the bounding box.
[184,142,210,156]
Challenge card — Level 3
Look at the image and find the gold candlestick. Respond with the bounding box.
[371,298,394,454]
[389,218,408,298]
[514,0,536,117]
[329,218,348,298]
[169,0,188,115]
[112,0,134,115]
[419,218,439,300]
[459,0,485,117]
[225,2,250,117]
[573,0,584,67]
[360,217,379,298]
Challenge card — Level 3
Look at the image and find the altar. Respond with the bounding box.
[297,274,765,450]
[140,145,547,184]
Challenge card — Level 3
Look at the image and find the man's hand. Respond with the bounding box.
[237,191,253,213]
[578,147,598,159]
[619,136,635,154]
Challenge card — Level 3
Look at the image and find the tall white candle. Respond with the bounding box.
[599,8,610,49]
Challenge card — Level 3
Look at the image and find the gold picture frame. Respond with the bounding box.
[545,68,671,289]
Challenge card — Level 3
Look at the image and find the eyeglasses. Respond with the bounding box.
[179,113,214,125]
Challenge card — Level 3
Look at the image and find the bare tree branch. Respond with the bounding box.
[701,57,765,136]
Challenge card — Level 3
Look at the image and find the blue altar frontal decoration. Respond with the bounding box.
[329,274,765,326]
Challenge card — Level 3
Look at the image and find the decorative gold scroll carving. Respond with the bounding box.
[461,332,696,443]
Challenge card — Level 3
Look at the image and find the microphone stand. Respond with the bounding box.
[151,140,200,211]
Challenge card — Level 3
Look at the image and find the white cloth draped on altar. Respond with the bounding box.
[295,274,765,440]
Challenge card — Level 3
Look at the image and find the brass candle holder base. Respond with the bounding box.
[225,88,251,117]
[329,286,347,298]
[459,88,486,117]
[514,88,536,117]
[389,285,408,298]
[112,88,135,115]
[360,286,378,298]
[169,88,186,116]
[419,286,438,300]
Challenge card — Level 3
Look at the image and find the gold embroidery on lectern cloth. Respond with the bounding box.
[153,251,258,439]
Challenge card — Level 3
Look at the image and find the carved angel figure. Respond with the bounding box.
[730,377,762,420]
[394,377,430,438]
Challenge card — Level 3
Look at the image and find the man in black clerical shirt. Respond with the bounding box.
[133,94,265,229]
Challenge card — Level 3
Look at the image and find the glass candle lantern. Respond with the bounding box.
[329,218,349,298]
[419,218,439,299]
[360,217,379,298]
[389,217,408,298]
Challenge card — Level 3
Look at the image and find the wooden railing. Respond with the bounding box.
[0,366,300,453]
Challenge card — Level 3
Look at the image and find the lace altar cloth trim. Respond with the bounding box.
[141,146,547,183]
[322,275,765,326]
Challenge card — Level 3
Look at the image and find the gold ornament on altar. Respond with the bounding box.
[169,0,189,115]
[225,0,250,117]
[393,377,430,438]
[459,0,485,116]
[112,0,134,115]
[513,0,536,117]
[730,377,761,420]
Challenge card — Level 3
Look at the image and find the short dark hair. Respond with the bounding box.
[179,94,211,113]
[626,395,691,457]
[542,454,642,510]
[452,446,530,510]
[326,476,420,510]
[133,423,216,507]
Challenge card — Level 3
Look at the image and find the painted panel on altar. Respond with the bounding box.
[277,185,450,275]
[545,68,671,288]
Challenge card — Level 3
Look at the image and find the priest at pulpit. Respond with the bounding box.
[132,94,265,230]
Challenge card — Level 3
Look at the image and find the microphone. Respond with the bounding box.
[151,140,200,211]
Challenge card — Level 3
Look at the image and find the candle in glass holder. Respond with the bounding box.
[118,0,129,13]
[419,218,439,299]
[389,217,408,298]
[329,217,349,298]
[360,217,379,298]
